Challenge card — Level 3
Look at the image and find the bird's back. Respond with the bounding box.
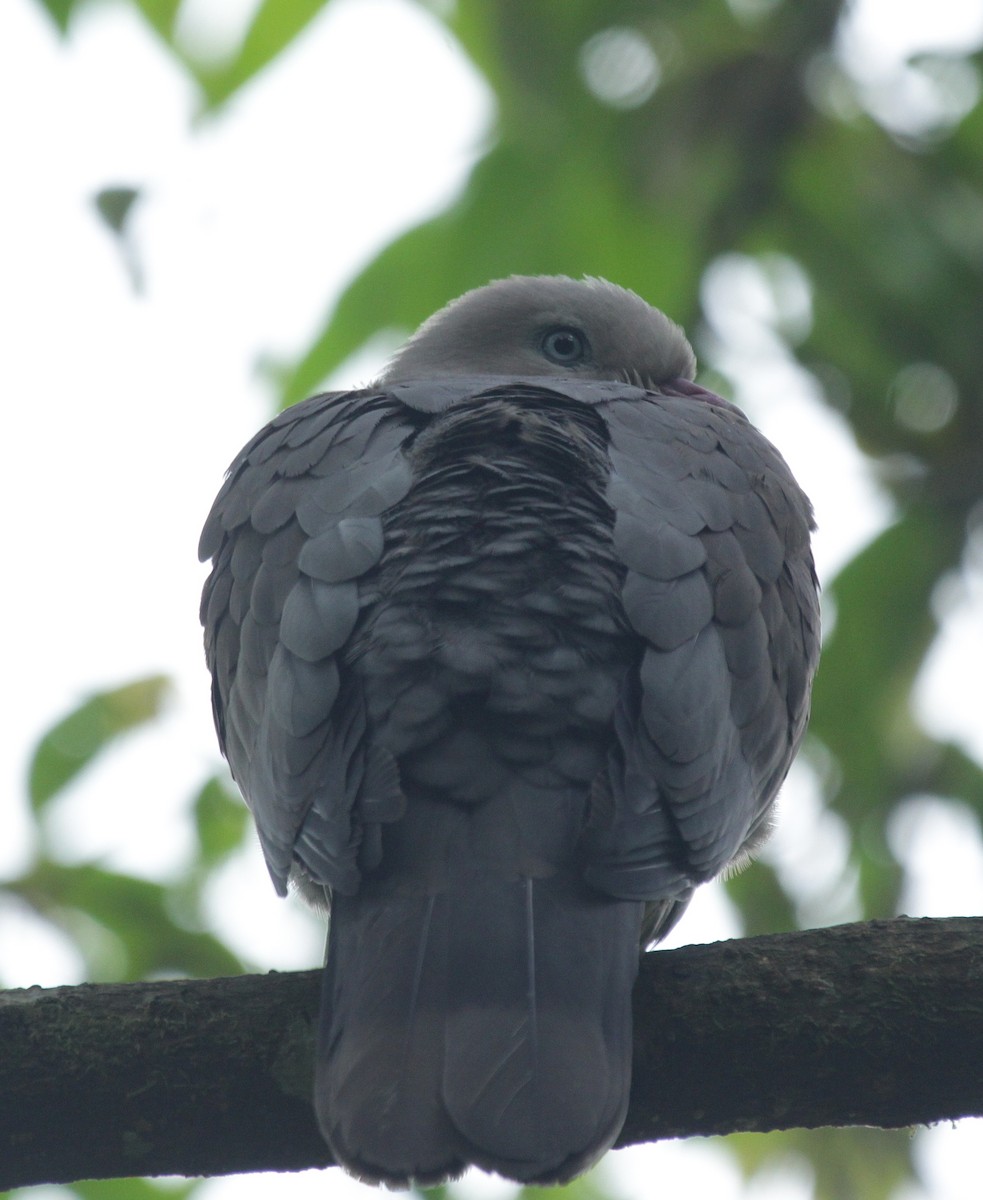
[318,391,646,1185]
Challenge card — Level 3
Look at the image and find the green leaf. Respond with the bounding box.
[130,0,184,43]
[70,1176,198,1200]
[92,186,142,238]
[930,742,983,817]
[28,676,171,811]
[33,0,77,33]
[92,185,146,291]
[810,508,965,912]
[192,0,331,109]
[725,859,797,938]
[8,1182,198,1200]
[192,774,250,866]
[11,859,245,981]
[727,1127,914,1200]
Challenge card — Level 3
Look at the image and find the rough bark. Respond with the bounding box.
[2,916,982,1188]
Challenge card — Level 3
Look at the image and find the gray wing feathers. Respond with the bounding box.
[199,391,413,895]
[298,518,385,582]
[590,393,818,905]
[279,578,359,661]
[612,507,707,577]
[620,570,713,649]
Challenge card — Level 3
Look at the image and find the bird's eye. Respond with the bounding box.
[541,327,588,366]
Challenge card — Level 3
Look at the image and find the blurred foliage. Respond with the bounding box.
[92,186,141,239]
[28,675,170,810]
[13,676,249,983]
[13,0,983,1198]
[91,185,145,291]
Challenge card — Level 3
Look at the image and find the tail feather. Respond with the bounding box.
[316,890,464,1186]
[316,868,643,1186]
[443,874,640,1182]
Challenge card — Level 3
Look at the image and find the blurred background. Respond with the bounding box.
[3,0,983,1198]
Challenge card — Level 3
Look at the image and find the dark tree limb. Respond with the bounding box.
[3,917,982,1188]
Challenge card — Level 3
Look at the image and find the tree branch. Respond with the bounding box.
[3,917,982,1188]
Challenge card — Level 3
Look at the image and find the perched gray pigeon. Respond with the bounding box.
[199,275,820,1187]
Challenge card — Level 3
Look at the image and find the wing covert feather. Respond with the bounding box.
[591,391,819,909]
[199,390,415,895]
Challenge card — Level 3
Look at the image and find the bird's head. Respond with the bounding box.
[376,275,697,389]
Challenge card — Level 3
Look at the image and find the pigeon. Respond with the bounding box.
[199,275,820,1186]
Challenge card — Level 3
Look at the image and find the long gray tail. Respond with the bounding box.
[316,868,643,1187]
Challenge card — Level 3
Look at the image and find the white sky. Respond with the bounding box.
[2,0,983,1197]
